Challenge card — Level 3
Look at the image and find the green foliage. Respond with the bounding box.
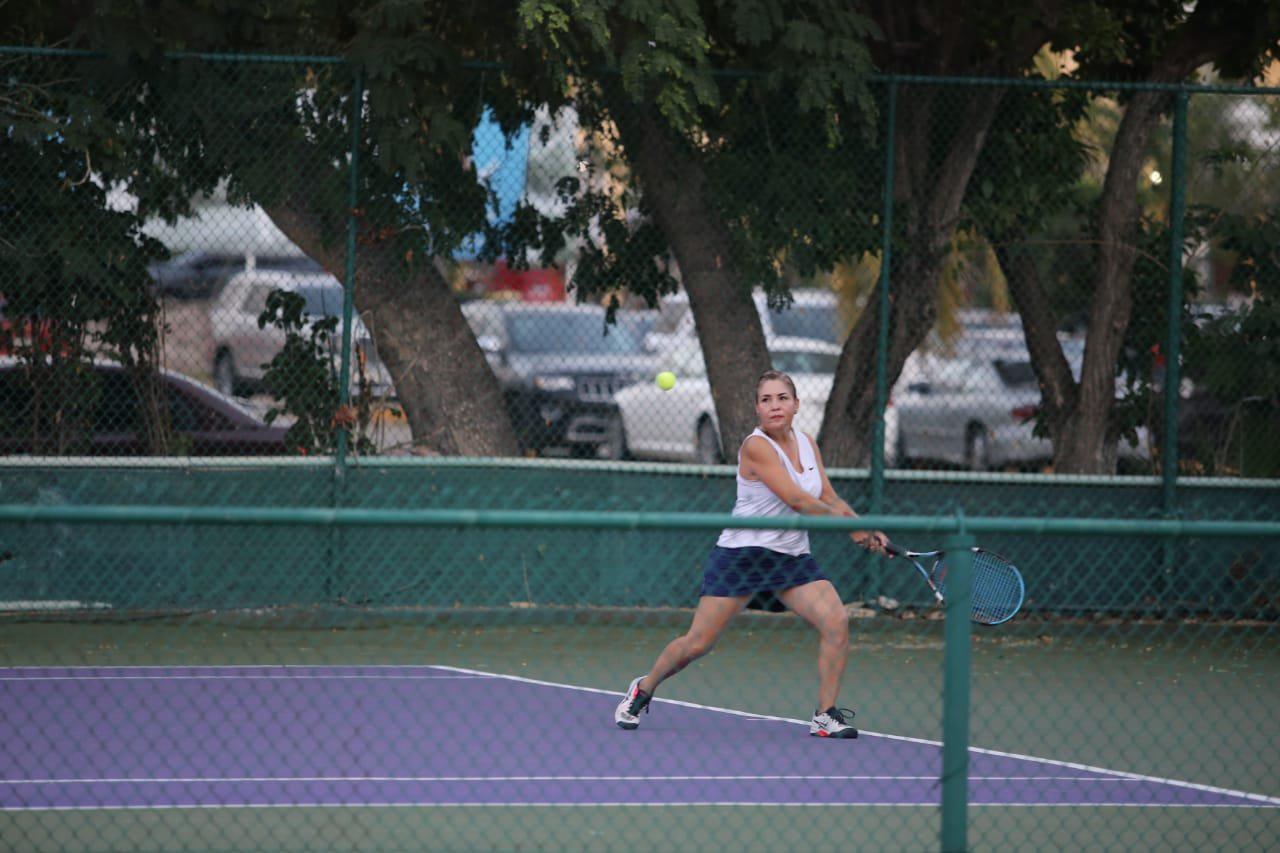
[505,1,879,311]
[966,85,1094,245]
[1111,213,1201,448]
[0,94,171,452]
[1187,296,1280,405]
[8,0,1278,472]
[30,1,537,284]
[1184,205,1280,406]
[258,290,376,457]
[1060,0,1280,82]
[1182,291,1280,476]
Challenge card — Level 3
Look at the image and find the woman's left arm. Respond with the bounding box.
[808,433,889,554]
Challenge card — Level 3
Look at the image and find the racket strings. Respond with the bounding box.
[969,552,1024,624]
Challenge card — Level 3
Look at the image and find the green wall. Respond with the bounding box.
[1,460,1276,618]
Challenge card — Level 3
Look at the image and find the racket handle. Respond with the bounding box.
[884,542,903,558]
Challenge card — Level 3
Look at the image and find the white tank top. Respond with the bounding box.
[716,427,823,556]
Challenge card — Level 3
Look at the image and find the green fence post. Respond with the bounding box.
[329,64,364,599]
[940,529,975,853]
[869,80,897,601]
[1160,90,1188,584]
[871,80,896,516]
[336,65,365,470]
[1162,90,1188,506]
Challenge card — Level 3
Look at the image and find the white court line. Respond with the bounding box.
[0,775,1151,785]
[0,664,497,670]
[0,675,485,681]
[5,664,1278,809]
[433,664,1280,808]
[21,802,1270,812]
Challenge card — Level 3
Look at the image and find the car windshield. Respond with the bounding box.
[617,311,658,341]
[297,284,345,318]
[507,312,645,354]
[767,306,841,343]
[773,350,839,375]
[993,359,1038,386]
[188,376,265,422]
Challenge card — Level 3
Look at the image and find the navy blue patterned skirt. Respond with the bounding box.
[700,545,828,597]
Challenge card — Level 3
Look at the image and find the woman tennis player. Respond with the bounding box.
[615,369,888,738]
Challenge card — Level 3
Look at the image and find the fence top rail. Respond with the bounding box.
[865,72,1280,96]
[1,504,1277,538]
[0,45,345,64]
[5,45,1280,96]
[2,456,1278,490]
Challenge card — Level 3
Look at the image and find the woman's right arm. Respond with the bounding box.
[741,436,845,517]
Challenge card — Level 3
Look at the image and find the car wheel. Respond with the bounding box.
[695,418,723,465]
[213,351,239,398]
[602,414,629,460]
[965,425,990,471]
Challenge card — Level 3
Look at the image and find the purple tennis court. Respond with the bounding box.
[1,665,1275,811]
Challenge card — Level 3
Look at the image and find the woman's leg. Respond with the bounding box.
[639,595,748,694]
[775,580,849,711]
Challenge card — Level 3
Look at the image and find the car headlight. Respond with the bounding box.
[533,375,576,392]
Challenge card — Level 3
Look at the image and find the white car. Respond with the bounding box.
[208,270,394,398]
[894,338,1151,469]
[643,289,845,353]
[612,337,898,465]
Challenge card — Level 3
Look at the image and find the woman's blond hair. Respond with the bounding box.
[755,369,798,400]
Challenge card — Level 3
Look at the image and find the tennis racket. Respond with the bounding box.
[885,543,1025,626]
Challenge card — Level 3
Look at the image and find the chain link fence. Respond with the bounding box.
[2,48,1279,851]
[0,475,1277,849]
[2,51,1277,478]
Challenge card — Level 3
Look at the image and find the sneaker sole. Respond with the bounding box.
[616,720,639,730]
[810,729,858,738]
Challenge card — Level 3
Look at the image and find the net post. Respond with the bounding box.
[940,530,975,852]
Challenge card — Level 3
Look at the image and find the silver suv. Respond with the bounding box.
[208,270,393,398]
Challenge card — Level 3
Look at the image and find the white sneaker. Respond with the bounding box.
[614,675,652,730]
[810,706,858,738]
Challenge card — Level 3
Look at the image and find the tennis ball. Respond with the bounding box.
[656,371,677,391]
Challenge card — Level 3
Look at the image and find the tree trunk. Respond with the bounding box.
[1034,0,1249,472]
[1048,89,1168,473]
[820,84,1008,466]
[997,242,1077,447]
[263,200,520,457]
[615,109,770,455]
[821,251,944,465]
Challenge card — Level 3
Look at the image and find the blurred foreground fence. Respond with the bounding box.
[1,460,1278,851]
[5,44,1280,853]
[3,47,1279,487]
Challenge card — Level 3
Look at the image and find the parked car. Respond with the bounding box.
[462,301,661,457]
[149,250,324,301]
[208,270,394,399]
[0,358,289,455]
[893,338,1151,469]
[612,337,899,465]
[644,289,845,352]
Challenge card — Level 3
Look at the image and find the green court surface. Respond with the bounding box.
[2,615,1276,851]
